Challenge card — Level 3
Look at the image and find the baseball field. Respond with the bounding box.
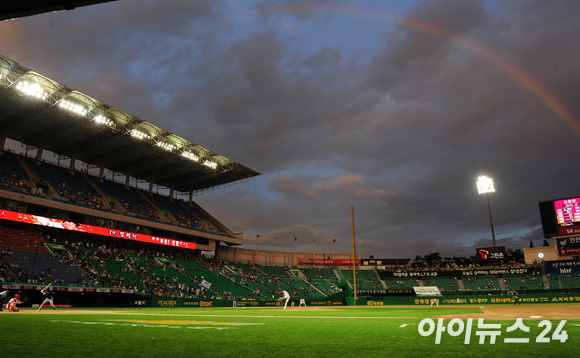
[2,304,579,357]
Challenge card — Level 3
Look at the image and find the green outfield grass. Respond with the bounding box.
[1,306,578,358]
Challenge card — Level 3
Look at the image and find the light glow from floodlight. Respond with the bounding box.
[477,176,495,194]
[15,80,47,99]
[131,129,150,140]
[203,160,217,169]
[94,115,114,127]
[59,100,87,115]
[182,151,199,162]
[157,141,175,151]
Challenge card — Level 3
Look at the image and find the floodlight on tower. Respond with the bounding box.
[477,175,497,247]
[202,160,217,169]
[182,151,199,162]
[15,80,47,100]
[94,115,114,127]
[59,100,87,115]
[131,129,150,140]
[157,142,175,151]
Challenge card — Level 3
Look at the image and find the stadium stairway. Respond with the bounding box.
[499,277,507,290]
[457,279,465,291]
[542,272,550,289]
[81,174,114,211]
[13,153,37,183]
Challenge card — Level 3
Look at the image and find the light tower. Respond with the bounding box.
[477,176,496,247]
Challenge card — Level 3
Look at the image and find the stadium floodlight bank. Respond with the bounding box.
[0,54,260,195]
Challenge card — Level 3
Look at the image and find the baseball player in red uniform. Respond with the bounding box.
[7,294,25,312]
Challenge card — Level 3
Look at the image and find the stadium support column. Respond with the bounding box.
[99,167,105,182]
[125,175,130,188]
[35,147,43,164]
[351,206,357,305]
[69,156,75,174]
[149,182,153,194]
[189,191,193,206]
[169,187,174,200]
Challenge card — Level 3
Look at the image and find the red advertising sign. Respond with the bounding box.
[297,258,361,266]
[475,246,506,263]
[558,226,580,236]
[0,209,195,250]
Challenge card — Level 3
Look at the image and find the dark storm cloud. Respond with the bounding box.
[1,0,579,259]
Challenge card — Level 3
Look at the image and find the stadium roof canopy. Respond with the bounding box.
[0,54,260,193]
[0,0,119,21]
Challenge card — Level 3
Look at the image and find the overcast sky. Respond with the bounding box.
[2,0,579,259]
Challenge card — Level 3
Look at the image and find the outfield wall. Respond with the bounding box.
[365,293,580,306]
[152,293,345,308]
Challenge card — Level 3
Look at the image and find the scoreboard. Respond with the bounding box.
[539,196,580,238]
[554,198,580,225]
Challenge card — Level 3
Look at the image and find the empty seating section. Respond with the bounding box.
[383,277,419,290]
[462,276,501,291]
[0,152,30,180]
[0,153,233,237]
[3,249,87,285]
[503,274,544,291]
[192,258,260,296]
[21,156,101,209]
[548,275,580,289]
[560,276,580,289]
[310,279,337,295]
[342,269,383,290]
[0,226,46,252]
[260,265,292,279]
[423,277,460,292]
[91,179,144,214]
[144,190,205,230]
[0,152,30,194]
[300,267,338,281]
[187,202,226,234]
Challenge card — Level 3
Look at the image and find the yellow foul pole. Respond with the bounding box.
[351,206,357,305]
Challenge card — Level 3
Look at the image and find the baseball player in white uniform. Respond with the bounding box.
[299,298,307,307]
[280,290,290,309]
[38,284,58,312]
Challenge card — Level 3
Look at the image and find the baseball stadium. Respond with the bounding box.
[1,2,580,358]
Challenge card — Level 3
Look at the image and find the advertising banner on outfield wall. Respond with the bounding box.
[297,258,361,266]
[373,294,580,305]
[381,267,541,279]
[413,286,442,297]
[356,289,414,296]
